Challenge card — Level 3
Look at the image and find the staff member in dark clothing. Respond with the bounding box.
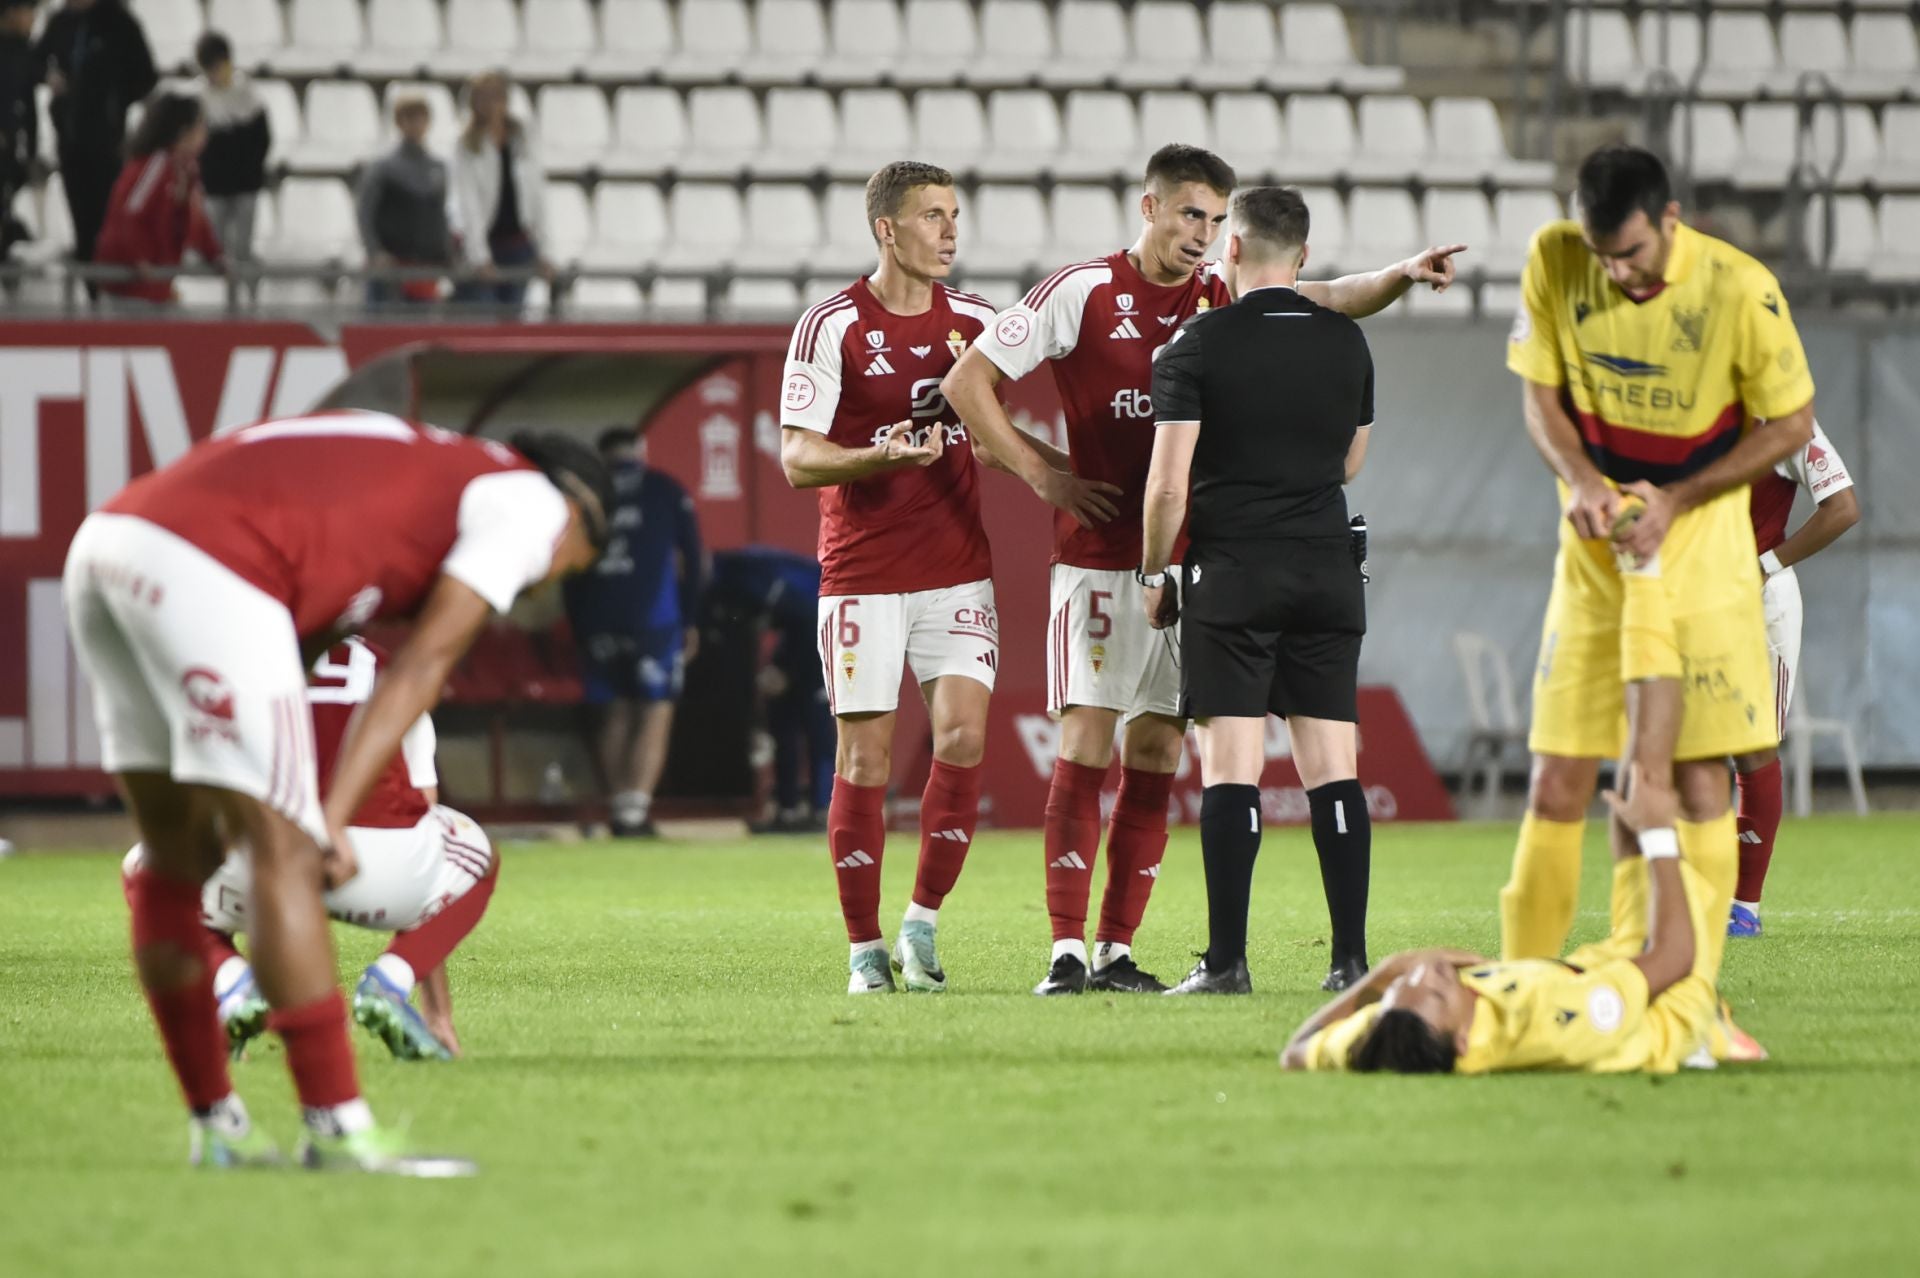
[357,96,453,306]
[1142,185,1378,997]
[35,0,157,264]
[0,0,38,259]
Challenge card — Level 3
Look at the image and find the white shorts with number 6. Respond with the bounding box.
[1047,564,1182,723]
[1763,566,1803,738]
[817,578,998,716]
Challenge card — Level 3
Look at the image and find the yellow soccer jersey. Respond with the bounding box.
[1507,220,1815,486]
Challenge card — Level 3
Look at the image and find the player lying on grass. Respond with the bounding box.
[123,637,497,1063]
[1282,764,1732,1074]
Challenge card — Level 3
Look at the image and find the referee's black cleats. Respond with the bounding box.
[1163,954,1252,996]
[1033,954,1089,996]
[1088,955,1169,994]
[1321,959,1369,993]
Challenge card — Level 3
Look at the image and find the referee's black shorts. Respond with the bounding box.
[1179,539,1365,723]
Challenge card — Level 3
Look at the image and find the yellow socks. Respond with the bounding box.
[1500,813,1586,959]
[1679,810,1738,982]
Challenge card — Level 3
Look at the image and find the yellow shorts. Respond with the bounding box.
[1528,488,1776,761]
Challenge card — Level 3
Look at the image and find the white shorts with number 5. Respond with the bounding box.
[817,578,998,716]
[1047,564,1182,723]
[1763,566,1803,738]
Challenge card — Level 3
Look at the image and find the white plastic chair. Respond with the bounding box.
[1349,95,1430,185]
[975,0,1054,87]
[582,181,667,269]
[664,0,753,84]
[1212,93,1284,181]
[899,0,978,87]
[1453,631,1528,819]
[519,0,599,79]
[281,0,367,76]
[1047,184,1124,264]
[590,0,676,80]
[607,87,687,176]
[537,86,613,175]
[756,88,840,179]
[1139,91,1211,155]
[1294,185,1346,274]
[744,0,827,84]
[1122,2,1202,89]
[1851,14,1920,99]
[661,182,746,270]
[290,81,382,172]
[1043,0,1130,88]
[979,90,1061,181]
[1869,195,1920,283]
[1282,95,1356,185]
[1056,92,1139,182]
[819,0,902,84]
[1785,690,1869,818]
[361,0,445,77]
[832,89,913,181]
[1273,3,1402,93]
[735,184,824,273]
[206,0,286,60]
[1197,2,1276,91]
[911,89,988,175]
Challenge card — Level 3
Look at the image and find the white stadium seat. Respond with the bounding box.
[130,0,203,72]
[206,0,285,61]
[254,79,303,167]
[970,183,1048,274]
[721,278,804,320]
[1850,15,1920,100]
[1698,12,1777,98]
[980,90,1061,180]
[1293,186,1347,274]
[1196,3,1276,91]
[832,89,913,180]
[590,0,676,80]
[1633,11,1701,93]
[607,87,688,175]
[1883,105,1920,188]
[1869,195,1920,282]
[568,277,646,314]
[819,0,904,85]
[1348,95,1429,185]
[681,87,764,179]
[649,277,708,316]
[744,0,827,84]
[291,80,381,171]
[898,0,979,88]
[1345,188,1421,277]
[1057,92,1139,181]
[1047,184,1125,264]
[543,181,592,266]
[735,185,824,273]
[361,0,445,77]
[975,0,1055,87]
[281,0,368,76]
[1043,0,1130,89]
[756,88,840,179]
[1808,104,1881,191]
[662,182,746,270]
[1429,97,1553,187]
[1282,94,1356,184]
[1122,2,1204,90]
[1212,93,1284,181]
[537,85,613,175]
[665,0,752,84]
[381,81,460,155]
[1803,194,1874,273]
[1138,91,1212,156]
[912,89,989,175]
[1489,189,1563,278]
[441,0,523,77]
[1772,13,1849,96]
[1667,102,1740,185]
[1421,190,1493,277]
[1556,9,1637,91]
[519,0,600,79]
[583,181,667,269]
[30,172,74,260]
[1406,281,1472,317]
[1274,3,1403,93]
[1734,103,1800,191]
[264,177,360,263]
[814,182,878,275]
[953,276,1017,307]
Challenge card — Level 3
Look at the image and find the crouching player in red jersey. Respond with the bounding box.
[66,416,608,1173]
[1729,421,1859,936]
[781,161,1119,994]
[125,637,499,1063]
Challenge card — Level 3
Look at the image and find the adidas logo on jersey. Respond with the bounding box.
[1109,318,1143,340]
[864,354,896,376]
[835,849,875,869]
[1050,852,1089,871]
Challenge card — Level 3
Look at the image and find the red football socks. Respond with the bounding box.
[1736,758,1785,903]
[203,929,242,972]
[268,990,362,1110]
[386,856,500,977]
[828,777,887,943]
[911,760,981,911]
[1097,767,1174,947]
[1043,758,1109,943]
[126,866,231,1112]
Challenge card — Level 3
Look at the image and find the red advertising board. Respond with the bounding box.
[0,320,1451,824]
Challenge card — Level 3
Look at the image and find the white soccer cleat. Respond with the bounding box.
[892,919,946,993]
[848,946,895,994]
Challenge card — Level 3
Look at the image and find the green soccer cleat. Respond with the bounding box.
[214,963,270,1061]
[352,967,454,1061]
[297,1125,477,1178]
[190,1118,285,1169]
[892,919,946,993]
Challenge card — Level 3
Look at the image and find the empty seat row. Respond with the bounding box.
[1557,9,1920,99]
[1671,101,1920,191]
[131,0,1402,92]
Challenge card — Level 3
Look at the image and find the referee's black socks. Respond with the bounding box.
[1199,783,1263,968]
[1308,779,1371,969]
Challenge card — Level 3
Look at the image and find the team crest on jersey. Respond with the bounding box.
[1089,643,1106,675]
[1114,293,1135,314]
[840,649,856,682]
[182,667,239,744]
[995,314,1032,347]
[1671,307,1707,353]
[867,330,886,349]
[946,329,967,359]
[1587,985,1625,1033]
[1195,298,1210,311]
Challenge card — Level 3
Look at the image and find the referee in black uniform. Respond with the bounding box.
[1140,186,1377,996]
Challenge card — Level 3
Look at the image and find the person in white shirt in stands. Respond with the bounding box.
[448,70,550,309]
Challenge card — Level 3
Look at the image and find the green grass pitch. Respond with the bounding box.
[3,817,1918,1276]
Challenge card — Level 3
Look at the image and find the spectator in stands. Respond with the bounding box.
[0,0,37,259]
[449,70,548,309]
[93,90,222,307]
[35,0,157,265]
[357,96,453,306]
[563,427,706,839]
[192,32,268,266]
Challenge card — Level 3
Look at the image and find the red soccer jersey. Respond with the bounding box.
[103,412,573,641]
[971,251,1232,569]
[780,277,998,596]
[1749,420,1855,555]
[307,637,434,830]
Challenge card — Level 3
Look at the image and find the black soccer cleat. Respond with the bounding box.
[610,816,658,839]
[1163,954,1252,996]
[1033,954,1089,996]
[1321,958,1369,993]
[1088,955,1169,994]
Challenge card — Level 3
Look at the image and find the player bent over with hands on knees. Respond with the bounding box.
[66,416,609,1173]
[124,637,499,1064]
[1283,765,1719,1074]
[781,161,1118,994]
[944,145,1464,996]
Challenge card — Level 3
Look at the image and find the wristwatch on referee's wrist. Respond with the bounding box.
[1134,566,1170,588]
